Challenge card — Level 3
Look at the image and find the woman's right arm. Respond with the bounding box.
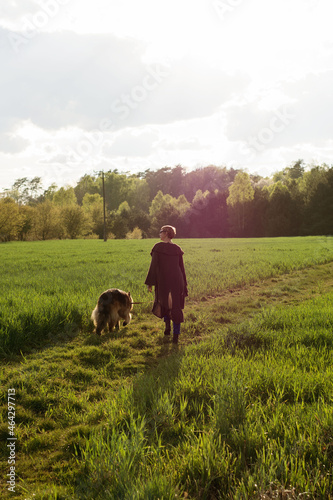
[145,249,158,287]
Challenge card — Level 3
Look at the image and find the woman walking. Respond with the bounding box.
[145,225,188,344]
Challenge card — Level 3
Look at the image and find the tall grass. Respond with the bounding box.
[1,238,333,498]
[1,236,333,355]
[75,291,333,498]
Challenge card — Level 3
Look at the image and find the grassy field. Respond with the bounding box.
[1,237,333,499]
[0,236,332,356]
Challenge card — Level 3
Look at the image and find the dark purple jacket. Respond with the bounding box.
[145,242,188,323]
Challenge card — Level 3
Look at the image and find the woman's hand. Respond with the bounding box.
[147,285,153,293]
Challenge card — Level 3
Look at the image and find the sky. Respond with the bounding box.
[1,0,333,192]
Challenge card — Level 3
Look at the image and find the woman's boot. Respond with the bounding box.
[163,316,171,335]
[172,323,180,343]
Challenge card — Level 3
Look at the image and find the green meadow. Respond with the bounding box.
[1,236,333,498]
[0,236,332,356]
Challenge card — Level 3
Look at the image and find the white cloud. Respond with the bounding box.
[1,27,248,133]
[157,138,207,151]
[1,0,333,191]
[0,1,38,23]
[102,128,159,157]
[222,69,333,153]
[0,132,29,153]
[1,29,147,130]
[281,71,333,143]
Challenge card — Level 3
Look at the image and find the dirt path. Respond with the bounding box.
[182,261,333,344]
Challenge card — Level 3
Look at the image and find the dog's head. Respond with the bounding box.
[122,291,133,326]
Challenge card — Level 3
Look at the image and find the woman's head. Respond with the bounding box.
[160,225,176,240]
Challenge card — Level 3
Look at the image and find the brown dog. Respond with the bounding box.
[91,288,133,335]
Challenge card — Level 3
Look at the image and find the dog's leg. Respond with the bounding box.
[108,311,117,331]
[109,309,119,331]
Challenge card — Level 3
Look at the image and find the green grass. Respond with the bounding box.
[1,237,333,498]
[73,291,333,499]
[0,236,332,355]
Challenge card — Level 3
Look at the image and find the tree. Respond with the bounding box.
[182,190,228,237]
[149,191,171,217]
[82,193,104,238]
[144,167,182,200]
[109,201,131,239]
[33,201,63,240]
[227,172,254,236]
[184,189,210,237]
[148,191,189,236]
[203,190,229,238]
[43,183,58,201]
[53,186,77,206]
[301,167,333,235]
[74,174,99,205]
[8,177,43,205]
[168,165,186,198]
[61,205,87,239]
[123,176,150,212]
[131,210,151,237]
[28,177,44,203]
[103,171,129,211]
[286,159,305,180]
[248,187,270,237]
[17,205,35,241]
[183,165,238,202]
[264,182,294,236]
[299,165,329,205]
[150,203,182,237]
[0,198,22,241]
[174,194,191,217]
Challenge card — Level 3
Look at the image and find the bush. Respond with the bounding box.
[126,227,142,239]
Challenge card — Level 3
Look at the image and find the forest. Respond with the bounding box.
[1,159,332,241]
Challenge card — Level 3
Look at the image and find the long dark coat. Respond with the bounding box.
[145,242,188,324]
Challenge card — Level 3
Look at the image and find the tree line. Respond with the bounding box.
[0,160,332,241]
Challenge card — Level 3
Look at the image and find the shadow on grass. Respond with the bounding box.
[0,307,86,360]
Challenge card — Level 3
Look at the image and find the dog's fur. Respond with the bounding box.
[91,288,133,335]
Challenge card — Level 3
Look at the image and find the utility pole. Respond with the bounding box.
[102,171,107,242]
[94,169,108,241]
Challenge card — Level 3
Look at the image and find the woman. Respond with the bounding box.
[145,225,188,344]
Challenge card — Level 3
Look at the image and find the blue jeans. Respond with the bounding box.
[164,316,180,335]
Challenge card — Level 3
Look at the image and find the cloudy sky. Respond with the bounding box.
[1,0,333,191]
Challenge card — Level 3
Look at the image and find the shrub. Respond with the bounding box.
[126,227,143,239]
